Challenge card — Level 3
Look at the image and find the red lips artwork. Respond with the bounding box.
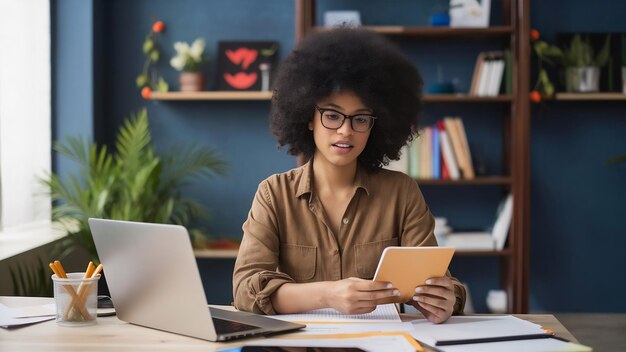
[217,41,278,91]
[223,48,259,89]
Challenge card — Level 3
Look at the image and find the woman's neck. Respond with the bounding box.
[311,153,357,194]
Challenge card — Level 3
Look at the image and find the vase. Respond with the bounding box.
[179,72,206,92]
[564,66,600,93]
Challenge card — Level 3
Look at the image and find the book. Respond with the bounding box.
[431,124,441,179]
[437,121,460,180]
[454,117,475,179]
[438,193,513,251]
[443,117,468,179]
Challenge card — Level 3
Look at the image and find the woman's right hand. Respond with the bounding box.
[324,277,400,314]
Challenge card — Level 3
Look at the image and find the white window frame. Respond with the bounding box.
[0,0,59,260]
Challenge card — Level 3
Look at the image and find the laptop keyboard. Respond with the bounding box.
[212,317,260,334]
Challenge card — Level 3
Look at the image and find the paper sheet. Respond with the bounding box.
[271,303,401,323]
[435,337,592,352]
[410,315,546,347]
[249,332,422,352]
[296,322,414,335]
[0,303,55,328]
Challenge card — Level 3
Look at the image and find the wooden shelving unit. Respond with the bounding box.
[150,91,273,101]
[554,92,626,101]
[315,25,513,38]
[149,91,512,103]
[296,0,531,314]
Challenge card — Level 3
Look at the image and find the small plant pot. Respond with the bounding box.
[564,66,600,93]
[179,72,206,92]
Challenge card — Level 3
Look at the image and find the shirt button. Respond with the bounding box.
[342,218,349,224]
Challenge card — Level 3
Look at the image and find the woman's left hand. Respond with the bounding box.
[410,276,456,324]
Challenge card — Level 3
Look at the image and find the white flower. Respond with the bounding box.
[170,37,206,71]
[189,38,205,61]
[173,41,190,55]
[170,55,186,71]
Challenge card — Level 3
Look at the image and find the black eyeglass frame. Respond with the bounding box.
[314,105,378,133]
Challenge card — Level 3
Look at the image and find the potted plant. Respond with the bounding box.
[41,108,227,263]
[170,38,207,91]
[136,20,169,99]
[533,33,611,94]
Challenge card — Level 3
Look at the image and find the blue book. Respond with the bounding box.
[431,125,441,179]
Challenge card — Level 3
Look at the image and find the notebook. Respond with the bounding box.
[89,218,305,342]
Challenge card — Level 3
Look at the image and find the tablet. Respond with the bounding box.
[373,246,455,302]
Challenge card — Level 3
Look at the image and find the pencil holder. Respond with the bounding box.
[52,273,100,326]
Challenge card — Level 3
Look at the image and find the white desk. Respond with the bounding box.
[0,296,577,352]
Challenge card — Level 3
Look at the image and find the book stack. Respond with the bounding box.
[469,50,512,97]
[437,194,513,251]
[386,117,475,180]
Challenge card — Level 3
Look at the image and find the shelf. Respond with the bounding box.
[423,95,512,103]
[454,249,512,256]
[416,177,512,186]
[150,91,273,101]
[150,92,510,103]
[553,93,626,101]
[194,249,239,258]
[315,26,513,38]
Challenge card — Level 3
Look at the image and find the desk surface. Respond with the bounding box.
[1,296,577,352]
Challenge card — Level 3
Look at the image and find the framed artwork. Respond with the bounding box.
[216,41,279,91]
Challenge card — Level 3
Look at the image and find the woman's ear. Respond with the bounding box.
[308,121,313,131]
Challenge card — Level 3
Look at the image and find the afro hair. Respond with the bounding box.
[270,28,423,170]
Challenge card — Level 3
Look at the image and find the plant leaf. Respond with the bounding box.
[143,38,154,54]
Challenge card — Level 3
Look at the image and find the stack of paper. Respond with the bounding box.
[410,316,591,351]
[271,303,401,323]
[0,303,55,328]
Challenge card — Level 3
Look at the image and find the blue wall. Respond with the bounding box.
[52,0,626,311]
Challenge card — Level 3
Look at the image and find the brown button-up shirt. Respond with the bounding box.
[233,159,466,315]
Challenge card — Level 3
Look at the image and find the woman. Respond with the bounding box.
[233,28,465,324]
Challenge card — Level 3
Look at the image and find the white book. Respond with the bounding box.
[441,193,513,251]
[477,60,493,96]
[440,232,495,250]
[493,193,513,250]
[489,59,505,96]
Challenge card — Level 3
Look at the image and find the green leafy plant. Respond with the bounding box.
[136,20,169,98]
[10,258,53,297]
[41,108,227,262]
[532,33,611,98]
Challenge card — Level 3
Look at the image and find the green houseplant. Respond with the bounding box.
[41,108,227,262]
[533,33,611,96]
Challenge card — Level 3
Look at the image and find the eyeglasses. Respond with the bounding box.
[314,106,378,133]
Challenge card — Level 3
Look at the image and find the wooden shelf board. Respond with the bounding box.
[150,91,273,101]
[416,177,512,186]
[194,249,239,258]
[423,95,512,103]
[315,26,513,38]
[554,93,626,101]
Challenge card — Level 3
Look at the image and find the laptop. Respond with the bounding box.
[88,218,305,341]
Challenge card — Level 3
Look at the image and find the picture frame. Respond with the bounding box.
[216,41,279,91]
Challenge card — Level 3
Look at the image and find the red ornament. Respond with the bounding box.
[529,90,541,103]
[530,29,540,41]
[152,21,165,33]
[141,86,152,99]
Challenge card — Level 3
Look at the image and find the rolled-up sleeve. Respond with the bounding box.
[233,180,295,315]
[400,177,467,315]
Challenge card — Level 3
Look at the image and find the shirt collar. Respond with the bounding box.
[295,157,371,198]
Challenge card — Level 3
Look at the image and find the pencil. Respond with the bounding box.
[49,261,91,321]
[65,261,95,319]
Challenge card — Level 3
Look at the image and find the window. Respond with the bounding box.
[0,0,51,236]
